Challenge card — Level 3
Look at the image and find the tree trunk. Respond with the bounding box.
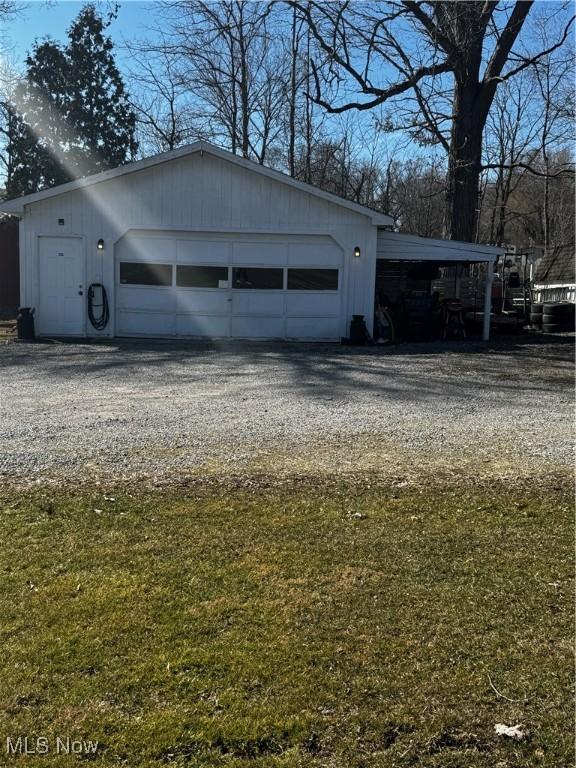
[237,5,250,159]
[474,171,487,244]
[495,165,514,246]
[288,4,297,177]
[541,89,551,257]
[488,176,500,243]
[5,106,16,192]
[304,24,312,183]
[444,80,483,242]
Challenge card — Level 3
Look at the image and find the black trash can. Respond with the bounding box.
[16,307,35,341]
[350,314,369,346]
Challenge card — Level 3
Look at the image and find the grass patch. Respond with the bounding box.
[0,478,572,766]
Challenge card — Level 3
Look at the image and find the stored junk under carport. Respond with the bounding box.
[374,231,498,343]
[0,141,501,342]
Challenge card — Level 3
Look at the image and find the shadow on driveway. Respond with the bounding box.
[0,333,573,405]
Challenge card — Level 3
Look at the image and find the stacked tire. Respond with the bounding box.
[541,302,575,334]
[529,302,543,329]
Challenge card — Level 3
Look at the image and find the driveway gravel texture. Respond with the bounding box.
[0,336,573,487]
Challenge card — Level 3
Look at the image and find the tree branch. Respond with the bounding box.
[412,82,450,152]
[307,57,452,113]
[293,0,452,110]
[482,161,575,178]
[402,1,455,56]
[483,1,534,85]
[495,14,576,83]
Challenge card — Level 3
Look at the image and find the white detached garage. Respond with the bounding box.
[1,141,500,341]
[2,142,391,341]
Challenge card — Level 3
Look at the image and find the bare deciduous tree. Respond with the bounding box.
[125,42,197,154]
[530,15,575,255]
[155,0,279,162]
[481,72,539,245]
[477,9,575,250]
[291,0,575,241]
[0,56,22,197]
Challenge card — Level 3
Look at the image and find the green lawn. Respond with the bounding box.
[0,478,573,767]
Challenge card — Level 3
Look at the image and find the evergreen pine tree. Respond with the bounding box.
[66,4,137,174]
[7,3,137,197]
[7,42,71,195]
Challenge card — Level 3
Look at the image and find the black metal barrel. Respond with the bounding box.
[16,307,35,341]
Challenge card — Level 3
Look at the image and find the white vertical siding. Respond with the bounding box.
[20,152,378,338]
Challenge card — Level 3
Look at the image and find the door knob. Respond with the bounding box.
[78,290,83,296]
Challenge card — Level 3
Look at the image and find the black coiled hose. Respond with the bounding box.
[87,283,110,330]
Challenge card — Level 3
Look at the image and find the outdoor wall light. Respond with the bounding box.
[97,238,105,250]
[354,246,361,258]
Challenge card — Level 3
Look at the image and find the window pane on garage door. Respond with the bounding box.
[120,262,173,286]
[287,268,339,290]
[177,265,229,288]
[232,267,283,289]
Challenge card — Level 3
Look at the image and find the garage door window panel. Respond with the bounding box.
[177,265,229,288]
[287,268,339,290]
[233,267,284,290]
[120,262,173,287]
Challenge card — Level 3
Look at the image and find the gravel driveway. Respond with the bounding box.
[0,337,573,486]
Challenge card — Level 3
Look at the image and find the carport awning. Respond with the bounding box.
[377,230,502,263]
[376,230,503,343]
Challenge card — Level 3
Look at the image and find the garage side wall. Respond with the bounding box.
[20,152,377,339]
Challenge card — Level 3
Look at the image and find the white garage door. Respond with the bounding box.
[115,232,344,339]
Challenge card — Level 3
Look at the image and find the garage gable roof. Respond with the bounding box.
[0,141,393,225]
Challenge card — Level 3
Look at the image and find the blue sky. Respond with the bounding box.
[4,1,156,70]
[2,0,573,172]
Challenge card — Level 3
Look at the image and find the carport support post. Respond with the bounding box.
[482,261,494,341]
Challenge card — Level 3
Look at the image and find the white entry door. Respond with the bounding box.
[38,237,84,336]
